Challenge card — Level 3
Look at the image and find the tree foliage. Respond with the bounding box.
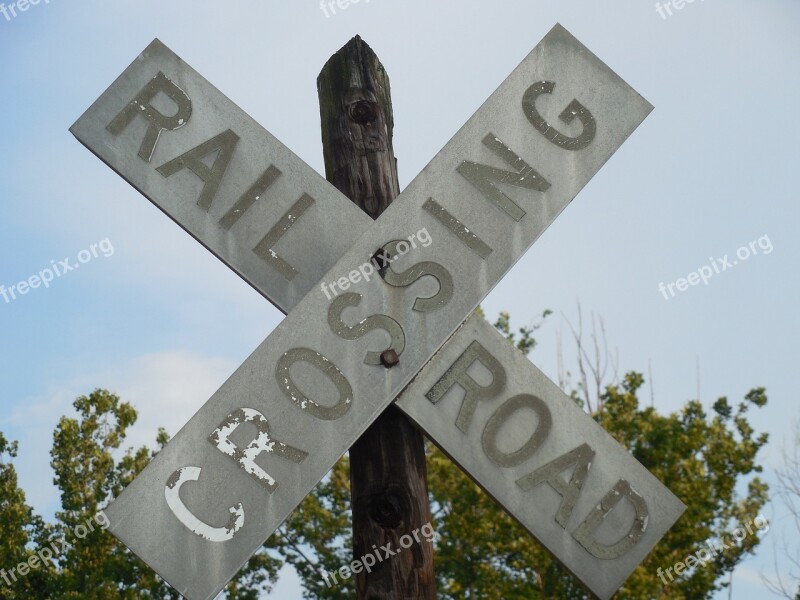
[0,433,50,598]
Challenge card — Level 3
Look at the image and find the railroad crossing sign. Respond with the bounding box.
[71,25,685,600]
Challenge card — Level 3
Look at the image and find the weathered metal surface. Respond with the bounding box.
[79,24,654,599]
[70,39,372,313]
[396,314,686,600]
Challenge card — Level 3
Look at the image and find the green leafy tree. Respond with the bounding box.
[0,434,51,599]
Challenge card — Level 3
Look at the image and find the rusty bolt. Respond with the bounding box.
[380,348,400,368]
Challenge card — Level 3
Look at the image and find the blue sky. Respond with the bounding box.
[1,0,798,598]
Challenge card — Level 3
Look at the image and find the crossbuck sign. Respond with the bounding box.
[70,25,685,600]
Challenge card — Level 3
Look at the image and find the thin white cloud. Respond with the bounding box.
[109,350,236,451]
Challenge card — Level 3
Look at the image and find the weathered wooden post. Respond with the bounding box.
[318,35,437,599]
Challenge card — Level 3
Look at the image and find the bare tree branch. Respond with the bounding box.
[559,302,620,416]
[762,418,800,598]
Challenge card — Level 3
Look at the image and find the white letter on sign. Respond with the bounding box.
[456,133,551,222]
[425,341,506,432]
[522,81,596,151]
[482,394,552,468]
[156,129,240,211]
[328,292,406,365]
[276,348,354,420]
[209,407,308,493]
[573,479,649,559]
[516,443,595,527]
[106,71,192,162]
[164,466,244,542]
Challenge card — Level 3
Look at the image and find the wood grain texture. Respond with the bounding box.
[318,35,400,220]
[318,35,437,600]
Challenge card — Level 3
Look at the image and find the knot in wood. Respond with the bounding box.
[349,100,378,125]
[368,492,404,529]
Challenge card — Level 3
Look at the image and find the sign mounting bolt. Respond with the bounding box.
[380,348,400,368]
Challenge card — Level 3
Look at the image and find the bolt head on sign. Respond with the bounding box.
[70,23,683,600]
